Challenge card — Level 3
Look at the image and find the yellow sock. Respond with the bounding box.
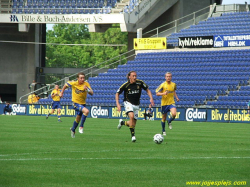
[125,121,129,127]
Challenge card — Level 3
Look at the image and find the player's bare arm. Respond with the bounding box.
[156,91,168,96]
[174,91,179,102]
[146,89,155,106]
[115,92,121,111]
[59,85,68,97]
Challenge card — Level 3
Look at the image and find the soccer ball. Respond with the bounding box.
[153,134,164,144]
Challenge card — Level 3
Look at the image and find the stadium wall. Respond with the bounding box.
[142,0,218,35]
[1,103,249,123]
[128,0,219,51]
[0,23,45,102]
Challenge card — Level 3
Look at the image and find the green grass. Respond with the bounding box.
[0,116,249,187]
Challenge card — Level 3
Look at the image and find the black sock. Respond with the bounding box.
[129,127,135,137]
[121,121,125,125]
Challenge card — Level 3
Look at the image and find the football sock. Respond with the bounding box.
[72,120,79,132]
[168,116,176,124]
[80,114,87,128]
[161,120,166,132]
[129,127,135,137]
[58,116,61,120]
[124,121,129,127]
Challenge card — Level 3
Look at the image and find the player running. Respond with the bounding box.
[156,72,179,136]
[60,72,93,138]
[143,104,154,120]
[46,85,62,122]
[116,71,154,142]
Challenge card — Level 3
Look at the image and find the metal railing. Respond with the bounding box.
[10,7,113,14]
[215,4,249,14]
[142,5,211,38]
[19,49,135,104]
[141,3,250,41]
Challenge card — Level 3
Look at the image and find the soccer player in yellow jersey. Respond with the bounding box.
[46,85,62,122]
[156,72,179,136]
[28,93,40,104]
[60,72,93,138]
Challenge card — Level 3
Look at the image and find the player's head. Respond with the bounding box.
[77,72,85,84]
[165,72,172,82]
[55,85,59,90]
[127,71,137,83]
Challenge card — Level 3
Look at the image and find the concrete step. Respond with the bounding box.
[116,2,129,9]
[0,4,11,7]
[112,8,123,13]
[0,8,11,13]
[212,12,222,17]
[120,0,130,3]
[116,2,128,6]
[0,0,11,4]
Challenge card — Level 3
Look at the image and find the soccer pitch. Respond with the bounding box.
[0,116,249,187]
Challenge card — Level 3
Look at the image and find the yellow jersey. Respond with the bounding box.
[156,81,176,106]
[51,89,61,101]
[28,94,39,104]
[66,80,91,105]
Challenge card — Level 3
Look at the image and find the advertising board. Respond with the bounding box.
[178,36,214,48]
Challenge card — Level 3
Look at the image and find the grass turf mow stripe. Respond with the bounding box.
[0,116,249,187]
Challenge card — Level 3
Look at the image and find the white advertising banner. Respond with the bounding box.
[0,14,125,24]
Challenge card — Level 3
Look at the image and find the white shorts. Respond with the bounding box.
[124,101,140,120]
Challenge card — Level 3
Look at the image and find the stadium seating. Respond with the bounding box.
[38,53,250,108]
[123,0,139,13]
[83,48,250,108]
[38,88,72,105]
[208,85,250,109]
[11,0,116,14]
[164,11,250,107]
[37,11,250,109]
[10,0,142,14]
[167,11,250,46]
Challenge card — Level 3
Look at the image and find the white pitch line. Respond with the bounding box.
[0,152,53,157]
[0,149,153,157]
[0,157,250,161]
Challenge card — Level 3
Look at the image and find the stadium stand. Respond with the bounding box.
[86,49,250,108]
[35,10,250,109]
[38,48,250,109]
[122,0,139,13]
[8,0,142,14]
[167,11,250,47]
[11,0,120,14]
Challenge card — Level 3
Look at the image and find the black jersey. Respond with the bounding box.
[117,79,148,105]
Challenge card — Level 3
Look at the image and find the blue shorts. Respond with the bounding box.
[52,101,61,109]
[161,104,176,114]
[73,103,86,116]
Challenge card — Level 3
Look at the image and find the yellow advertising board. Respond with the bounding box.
[134,38,167,50]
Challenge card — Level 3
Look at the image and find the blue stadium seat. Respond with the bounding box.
[38,12,250,107]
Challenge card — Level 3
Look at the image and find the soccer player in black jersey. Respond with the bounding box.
[115,71,154,142]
